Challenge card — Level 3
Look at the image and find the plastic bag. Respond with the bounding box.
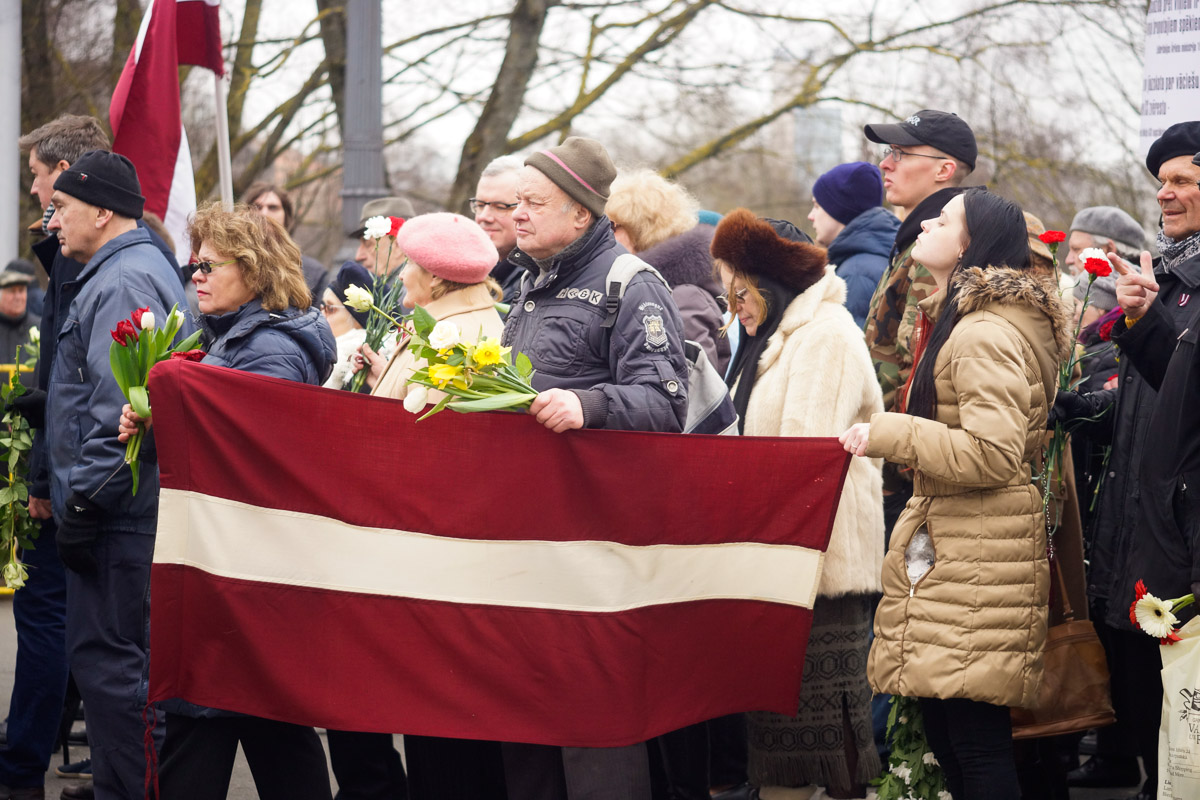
[1158,615,1200,798]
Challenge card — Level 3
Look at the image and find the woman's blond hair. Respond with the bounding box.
[189,203,311,312]
[605,169,699,253]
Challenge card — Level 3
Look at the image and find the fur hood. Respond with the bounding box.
[710,208,827,295]
[954,265,1074,365]
[639,224,721,297]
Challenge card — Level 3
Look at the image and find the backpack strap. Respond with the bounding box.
[602,253,670,329]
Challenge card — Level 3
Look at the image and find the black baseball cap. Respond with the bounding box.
[864,109,977,171]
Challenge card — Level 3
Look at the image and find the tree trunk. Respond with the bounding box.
[314,0,347,136]
[446,0,555,212]
[110,0,142,92]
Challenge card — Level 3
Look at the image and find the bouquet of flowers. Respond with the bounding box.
[0,338,40,589]
[346,216,407,392]
[1038,230,1116,533]
[109,304,201,494]
[874,695,950,800]
[1130,579,1195,645]
[401,306,537,418]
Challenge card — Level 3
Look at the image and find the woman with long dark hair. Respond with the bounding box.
[840,189,1071,799]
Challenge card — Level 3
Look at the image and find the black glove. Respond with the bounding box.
[57,492,102,575]
[1046,390,1092,429]
[7,388,46,430]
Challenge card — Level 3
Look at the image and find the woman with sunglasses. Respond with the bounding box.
[119,202,335,800]
[840,189,1070,799]
[713,209,884,800]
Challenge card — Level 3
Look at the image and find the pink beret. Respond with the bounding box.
[394,213,498,284]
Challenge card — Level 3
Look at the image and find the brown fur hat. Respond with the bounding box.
[710,208,828,295]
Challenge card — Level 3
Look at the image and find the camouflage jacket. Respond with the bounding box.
[863,243,938,414]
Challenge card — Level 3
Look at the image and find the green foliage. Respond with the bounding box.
[872,696,948,800]
[347,273,409,392]
[0,340,41,589]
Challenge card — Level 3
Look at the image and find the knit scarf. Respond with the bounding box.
[1158,228,1200,272]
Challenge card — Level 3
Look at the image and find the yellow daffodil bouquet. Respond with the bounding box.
[401,305,537,420]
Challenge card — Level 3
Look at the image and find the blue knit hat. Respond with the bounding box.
[811,162,884,225]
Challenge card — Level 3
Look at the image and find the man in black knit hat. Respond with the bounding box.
[44,149,189,800]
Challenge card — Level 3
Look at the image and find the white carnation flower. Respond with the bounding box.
[403,385,429,414]
[429,320,462,350]
[922,751,938,766]
[1078,247,1112,267]
[938,792,953,800]
[891,762,912,783]
[344,284,374,313]
[363,216,391,240]
[1134,591,1179,639]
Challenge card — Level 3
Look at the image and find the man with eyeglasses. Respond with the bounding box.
[500,136,687,800]
[471,155,528,305]
[860,109,976,527]
[43,150,189,800]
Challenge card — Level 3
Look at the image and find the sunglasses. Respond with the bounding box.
[188,259,237,276]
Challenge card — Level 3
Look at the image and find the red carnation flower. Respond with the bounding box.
[388,216,405,238]
[169,349,206,362]
[1084,257,1113,278]
[110,319,138,346]
[130,306,151,329]
[1099,319,1116,341]
[1039,230,1066,244]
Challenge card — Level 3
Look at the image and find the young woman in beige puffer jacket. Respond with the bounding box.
[840,189,1072,800]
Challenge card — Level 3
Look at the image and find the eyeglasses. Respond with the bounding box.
[883,146,948,164]
[188,259,237,276]
[717,287,749,309]
[469,198,518,214]
[319,301,345,314]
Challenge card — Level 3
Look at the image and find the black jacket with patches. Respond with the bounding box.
[503,218,689,432]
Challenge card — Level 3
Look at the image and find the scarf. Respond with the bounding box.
[1158,228,1200,272]
[725,275,800,434]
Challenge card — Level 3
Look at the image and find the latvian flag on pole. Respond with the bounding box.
[109,0,224,265]
[147,361,851,746]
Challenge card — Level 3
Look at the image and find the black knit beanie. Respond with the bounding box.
[53,150,145,219]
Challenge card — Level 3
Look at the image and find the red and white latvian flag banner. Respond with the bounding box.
[110,0,224,266]
[147,361,851,746]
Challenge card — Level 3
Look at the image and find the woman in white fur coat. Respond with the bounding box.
[712,208,884,800]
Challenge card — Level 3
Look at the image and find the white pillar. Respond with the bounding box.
[0,3,21,264]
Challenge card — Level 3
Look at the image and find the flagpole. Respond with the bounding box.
[213,72,234,210]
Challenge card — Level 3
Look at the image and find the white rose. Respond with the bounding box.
[428,320,461,350]
[2,561,27,590]
[344,284,374,313]
[403,384,429,414]
[27,327,39,345]
[363,216,391,240]
[140,311,156,331]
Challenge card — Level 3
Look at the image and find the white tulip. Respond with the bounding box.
[140,311,156,330]
[403,385,429,414]
[344,284,374,313]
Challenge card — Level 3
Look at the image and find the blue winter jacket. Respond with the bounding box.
[197,298,336,385]
[502,218,689,432]
[46,228,190,532]
[825,206,900,329]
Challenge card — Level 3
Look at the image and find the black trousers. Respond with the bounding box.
[1093,602,1162,794]
[918,697,1019,800]
[326,730,408,800]
[159,713,332,800]
[404,734,507,800]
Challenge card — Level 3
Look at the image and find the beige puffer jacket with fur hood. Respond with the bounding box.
[742,268,885,598]
[864,265,1072,708]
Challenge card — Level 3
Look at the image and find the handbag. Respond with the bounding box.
[1010,556,1116,739]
